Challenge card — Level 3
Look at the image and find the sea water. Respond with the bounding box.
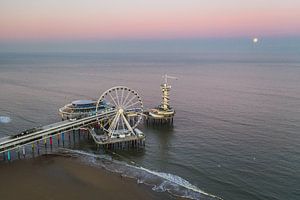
[0,39,299,199]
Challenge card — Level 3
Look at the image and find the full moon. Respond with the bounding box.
[253,37,259,43]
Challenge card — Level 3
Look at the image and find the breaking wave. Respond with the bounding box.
[0,116,11,124]
[58,148,223,200]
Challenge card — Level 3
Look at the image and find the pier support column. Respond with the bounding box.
[22,147,26,158]
[31,144,35,158]
[73,130,76,144]
[7,151,11,161]
[17,148,21,159]
[57,134,60,146]
[37,141,40,155]
[62,132,65,147]
[50,136,53,150]
[68,131,71,144]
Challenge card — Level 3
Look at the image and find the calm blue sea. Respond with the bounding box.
[0,39,300,199]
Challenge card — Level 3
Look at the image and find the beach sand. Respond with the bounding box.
[0,155,175,200]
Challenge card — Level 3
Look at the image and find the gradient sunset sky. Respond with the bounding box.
[1,0,300,41]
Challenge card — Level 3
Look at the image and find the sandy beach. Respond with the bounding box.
[0,155,174,200]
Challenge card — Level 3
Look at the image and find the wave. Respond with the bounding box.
[0,116,11,124]
[58,148,223,200]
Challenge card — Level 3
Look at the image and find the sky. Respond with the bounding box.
[1,0,300,41]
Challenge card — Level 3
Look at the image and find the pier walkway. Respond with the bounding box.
[0,110,116,154]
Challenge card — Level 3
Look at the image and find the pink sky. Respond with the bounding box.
[1,0,300,40]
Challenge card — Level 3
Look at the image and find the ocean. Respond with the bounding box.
[0,39,300,200]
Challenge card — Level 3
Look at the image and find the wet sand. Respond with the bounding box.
[0,155,174,200]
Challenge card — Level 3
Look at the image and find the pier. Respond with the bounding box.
[0,82,177,161]
[0,86,147,161]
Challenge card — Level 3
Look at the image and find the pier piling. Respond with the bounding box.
[22,147,26,158]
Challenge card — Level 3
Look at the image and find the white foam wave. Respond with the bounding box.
[133,165,223,200]
[58,148,111,161]
[0,116,11,124]
[59,148,223,200]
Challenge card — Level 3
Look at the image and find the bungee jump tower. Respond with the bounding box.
[144,74,177,125]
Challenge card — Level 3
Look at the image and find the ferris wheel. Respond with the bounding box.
[96,86,143,138]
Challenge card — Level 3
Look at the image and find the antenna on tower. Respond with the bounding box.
[163,74,178,85]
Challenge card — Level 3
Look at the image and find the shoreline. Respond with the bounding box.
[0,154,175,200]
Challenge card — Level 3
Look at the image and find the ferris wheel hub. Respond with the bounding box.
[118,108,124,114]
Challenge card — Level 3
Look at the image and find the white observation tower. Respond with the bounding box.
[147,74,177,123]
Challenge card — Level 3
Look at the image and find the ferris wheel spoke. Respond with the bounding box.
[112,113,120,131]
[120,88,125,106]
[117,115,123,131]
[108,92,118,107]
[115,89,120,107]
[120,115,125,131]
[124,95,137,108]
[109,112,119,129]
[121,113,134,134]
[121,90,131,107]
[115,118,120,131]
[108,112,120,134]
[124,101,141,110]
[114,118,122,133]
